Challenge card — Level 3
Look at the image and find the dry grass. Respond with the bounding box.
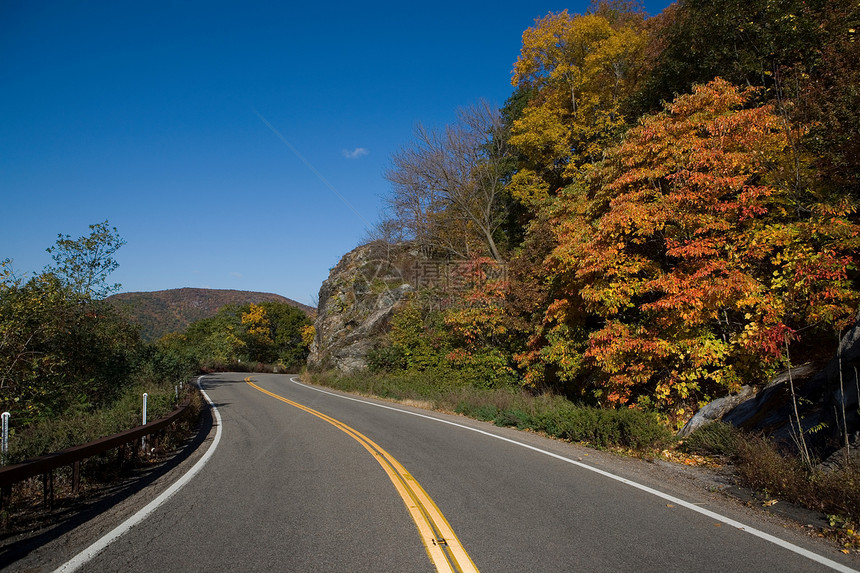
[735,434,860,520]
[682,421,860,548]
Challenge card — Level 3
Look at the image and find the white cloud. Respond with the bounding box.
[342,147,369,159]
[230,272,243,278]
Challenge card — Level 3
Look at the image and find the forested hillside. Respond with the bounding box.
[344,0,860,428]
[108,288,314,341]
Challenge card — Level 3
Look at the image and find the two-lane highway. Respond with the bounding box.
[58,373,860,572]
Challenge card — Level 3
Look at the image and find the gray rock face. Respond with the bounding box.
[307,241,415,373]
[820,432,860,472]
[678,385,756,437]
[684,314,860,461]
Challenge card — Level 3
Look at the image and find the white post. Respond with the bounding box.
[1,412,9,464]
[141,393,148,451]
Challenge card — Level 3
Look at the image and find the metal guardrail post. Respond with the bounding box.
[1,412,9,465]
[141,393,148,453]
[72,460,81,495]
[1,484,10,519]
[42,470,53,509]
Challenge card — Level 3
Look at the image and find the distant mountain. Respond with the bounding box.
[107,287,315,342]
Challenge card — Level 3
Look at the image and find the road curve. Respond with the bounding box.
[58,373,860,572]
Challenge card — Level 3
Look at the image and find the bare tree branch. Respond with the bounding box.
[382,100,510,262]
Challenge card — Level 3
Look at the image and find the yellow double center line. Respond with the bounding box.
[245,378,479,573]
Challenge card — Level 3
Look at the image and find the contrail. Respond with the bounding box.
[252,108,372,228]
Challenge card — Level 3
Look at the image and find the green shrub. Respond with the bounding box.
[493,408,532,428]
[455,402,499,421]
[530,405,669,450]
[367,344,407,373]
[680,421,741,457]
[604,408,673,450]
[551,407,601,443]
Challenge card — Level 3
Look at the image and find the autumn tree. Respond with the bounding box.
[520,79,859,420]
[787,0,860,200]
[183,305,247,364]
[383,100,511,262]
[624,0,860,203]
[441,259,518,388]
[243,301,312,367]
[507,6,648,208]
[633,0,824,115]
[241,303,274,361]
[181,301,311,368]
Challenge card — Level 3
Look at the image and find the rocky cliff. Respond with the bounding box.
[307,241,415,373]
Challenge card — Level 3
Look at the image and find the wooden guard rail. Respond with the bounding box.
[0,390,197,512]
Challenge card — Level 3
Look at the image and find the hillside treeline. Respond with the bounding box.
[370,0,860,425]
[107,288,313,342]
[157,300,313,372]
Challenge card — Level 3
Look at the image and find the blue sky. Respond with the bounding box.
[1,1,672,306]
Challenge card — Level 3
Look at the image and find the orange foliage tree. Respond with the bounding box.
[519,78,859,420]
[442,258,517,387]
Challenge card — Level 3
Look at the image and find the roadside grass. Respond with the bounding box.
[303,370,672,452]
[5,379,186,464]
[1,379,202,534]
[681,421,860,549]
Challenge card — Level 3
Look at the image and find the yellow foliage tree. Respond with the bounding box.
[509,8,648,198]
[242,303,273,346]
[301,324,316,349]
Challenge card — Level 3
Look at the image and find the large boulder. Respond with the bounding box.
[684,314,860,461]
[307,241,415,373]
[678,385,756,437]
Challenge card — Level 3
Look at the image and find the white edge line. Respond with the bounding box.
[54,375,223,573]
[289,377,858,573]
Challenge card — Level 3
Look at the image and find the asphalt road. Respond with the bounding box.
[48,373,860,572]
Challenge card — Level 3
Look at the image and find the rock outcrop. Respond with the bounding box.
[678,385,757,437]
[307,241,415,373]
[683,314,860,462]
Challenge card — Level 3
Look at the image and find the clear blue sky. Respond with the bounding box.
[1,1,672,306]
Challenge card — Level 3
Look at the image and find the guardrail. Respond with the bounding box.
[0,389,198,513]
